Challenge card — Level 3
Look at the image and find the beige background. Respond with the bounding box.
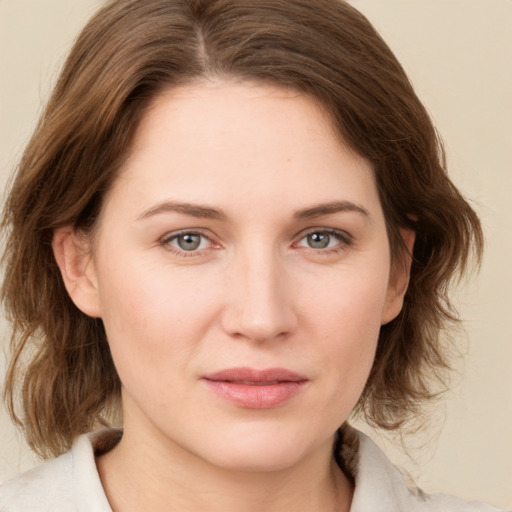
[0,0,511,507]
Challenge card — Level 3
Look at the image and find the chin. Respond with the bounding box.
[191,423,331,473]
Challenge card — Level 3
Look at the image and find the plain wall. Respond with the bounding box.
[1,0,511,506]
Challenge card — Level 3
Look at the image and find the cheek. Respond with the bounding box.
[94,257,223,386]
[305,266,388,394]
[305,261,389,340]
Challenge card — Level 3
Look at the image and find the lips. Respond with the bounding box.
[201,367,308,409]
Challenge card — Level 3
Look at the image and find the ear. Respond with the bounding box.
[381,228,415,325]
[52,226,101,318]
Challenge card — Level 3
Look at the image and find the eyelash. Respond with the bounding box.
[293,228,353,255]
[159,230,217,257]
[159,228,353,257]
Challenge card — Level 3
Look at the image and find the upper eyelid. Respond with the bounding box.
[293,228,354,253]
[159,229,218,251]
[158,227,352,248]
[294,227,352,241]
[158,231,219,259]
[160,228,213,241]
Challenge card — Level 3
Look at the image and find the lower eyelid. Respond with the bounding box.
[159,229,352,255]
[296,230,352,246]
[160,231,214,251]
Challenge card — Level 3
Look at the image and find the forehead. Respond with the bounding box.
[105,80,381,222]
[131,80,343,160]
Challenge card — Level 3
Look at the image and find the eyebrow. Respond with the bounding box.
[137,201,227,221]
[137,199,371,222]
[293,201,372,221]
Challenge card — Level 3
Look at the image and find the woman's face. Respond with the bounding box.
[64,82,410,471]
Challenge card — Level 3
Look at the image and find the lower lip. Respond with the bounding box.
[202,380,306,409]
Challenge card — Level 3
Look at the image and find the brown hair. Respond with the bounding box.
[2,0,482,458]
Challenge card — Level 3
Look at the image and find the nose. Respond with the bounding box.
[220,246,298,343]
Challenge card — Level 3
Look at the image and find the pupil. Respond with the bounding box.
[178,234,201,251]
[308,232,329,249]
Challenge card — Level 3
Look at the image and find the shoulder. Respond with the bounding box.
[0,449,75,511]
[419,492,509,512]
[341,425,509,512]
[0,429,119,512]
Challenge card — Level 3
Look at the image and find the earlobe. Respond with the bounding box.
[52,226,101,318]
[381,228,415,325]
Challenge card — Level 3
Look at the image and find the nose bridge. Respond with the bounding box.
[222,241,296,342]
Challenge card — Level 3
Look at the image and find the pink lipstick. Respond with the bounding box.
[202,367,308,409]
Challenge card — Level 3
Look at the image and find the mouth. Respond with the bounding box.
[201,367,309,409]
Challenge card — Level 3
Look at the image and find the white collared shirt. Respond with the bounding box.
[0,428,507,511]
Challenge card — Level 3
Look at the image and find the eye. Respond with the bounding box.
[295,229,351,251]
[161,231,213,253]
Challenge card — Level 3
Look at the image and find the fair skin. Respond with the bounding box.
[53,81,413,512]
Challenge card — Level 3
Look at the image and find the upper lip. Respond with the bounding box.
[202,367,308,384]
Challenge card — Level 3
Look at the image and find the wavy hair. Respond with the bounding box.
[2,0,482,458]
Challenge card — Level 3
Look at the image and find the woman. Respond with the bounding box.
[0,0,507,510]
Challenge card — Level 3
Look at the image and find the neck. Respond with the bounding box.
[96,426,353,512]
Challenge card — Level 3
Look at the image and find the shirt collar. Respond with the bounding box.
[339,424,425,512]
